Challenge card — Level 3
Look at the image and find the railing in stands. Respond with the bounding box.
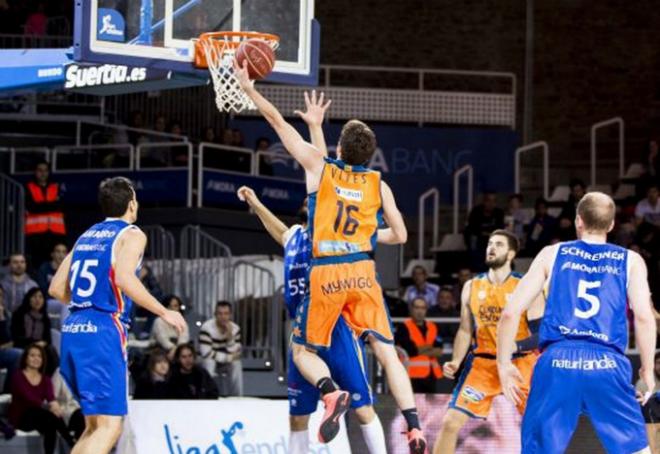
[452,165,474,235]
[515,141,549,199]
[179,225,233,318]
[591,117,625,187]
[0,147,50,174]
[197,142,255,207]
[142,225,177,296]
[0,173,24,258]
[136,142,194,207]
[417,188,440,259]
[52,144,134,172]
[253,150,304,182]
[232,260,282,371]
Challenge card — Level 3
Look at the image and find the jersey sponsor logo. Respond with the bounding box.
[61,321,98,334]
[97,8,125,42]
[560,261,620,275]
[478,305,503,324]
[335,186,364,202]
[75,243,107,252]
[551,354,617,371]
[320,276,374,296]
[317,240,361,254]
[558,325,610,342]
[461,386,485,403]
[352,393,362,402]
[65,64,147,89]
[559,246,625,262]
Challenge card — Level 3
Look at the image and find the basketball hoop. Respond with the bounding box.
[194,31,279,114]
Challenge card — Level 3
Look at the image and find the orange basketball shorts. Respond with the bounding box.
[292,259,393,350]
[449,352,538,418]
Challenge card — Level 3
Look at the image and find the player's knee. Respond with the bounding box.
[441,411,466,434]
[289,415,310,432]
[354,405,376,425]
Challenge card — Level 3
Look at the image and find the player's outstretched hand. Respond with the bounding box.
[161,309,187,334]
[498,361,525,407]
[638,367,656,405]
[233,59,254,91]
[442,360,460,380]
[237,185,258,206]
[294,90,332,126]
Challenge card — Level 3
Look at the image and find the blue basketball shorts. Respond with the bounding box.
[522,341,647,454]
[60,309,128,416]
[288,316,373,416]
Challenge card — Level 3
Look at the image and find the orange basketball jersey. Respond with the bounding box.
[469,272,530,355]
[310,158,382,259]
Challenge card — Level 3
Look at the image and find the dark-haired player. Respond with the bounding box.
[434,230,543,454]
[236,62,426,453]
[498,192,655,453]
[49,177,186,454]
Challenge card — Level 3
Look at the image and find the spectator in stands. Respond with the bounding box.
[0,253,38,313]
[10,288,58,376]
[150,295,190,360]
[127,110,148,145]
[25,161,67,267]
[635,184,660,227]
[636,352,660,454]
[644,139,659,186]
[170,121,183,136]
[169,344,219,399]
[429,286,460,343]
[203,127,217,143]
[403,265,439,308]
[133,349,173,400]
[52,369,85,442]
[231,129,245,147]
[23,2,47,36]
[221,129,234,145]
[154,114,167,134]
[464,192,505,271]
[36,243,67,294]
[8,344,74,454]
[451,267,472,305]
[199,301,243,397]
[395,297,443,393]
[133,265,165,338]
[256,137,271,152]
[524,198,557,256]
[0,286,22,393]
[556,179,586,241]
[505,194,529,244]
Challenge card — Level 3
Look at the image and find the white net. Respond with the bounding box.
[201,35,278,114]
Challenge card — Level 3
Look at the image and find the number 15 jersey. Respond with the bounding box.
[69,218,140,325]
[540,240,630,354]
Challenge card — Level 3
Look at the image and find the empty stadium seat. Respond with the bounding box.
[613,184,636,200]
[435,234,467,252]
[587,185,612,195]
[624,163,645,179]
[401,259,437,278]
[548,186,570,202]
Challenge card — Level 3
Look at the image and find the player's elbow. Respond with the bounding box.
[392,226,407,244]
[114,270,134,291]
[48,283,65,301]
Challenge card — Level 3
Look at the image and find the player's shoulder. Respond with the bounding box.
[122,225,146,241]
[473,272,488,281]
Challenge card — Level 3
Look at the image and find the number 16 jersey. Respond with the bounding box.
[540,240,630,354]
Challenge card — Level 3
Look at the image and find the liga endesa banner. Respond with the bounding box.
[117,398,350,454]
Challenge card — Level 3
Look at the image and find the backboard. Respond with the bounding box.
[74,0,320,85]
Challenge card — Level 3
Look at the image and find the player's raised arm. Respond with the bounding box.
[48,251,73,302]
[237,186,289,246]
[497,245,552,405]
[234,61,324,177]
[295,89,332,156]
[628,251,656,403]
[443,280,474,379]
[377,181,408,244]
[114,229,186,333]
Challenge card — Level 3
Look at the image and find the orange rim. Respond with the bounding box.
[194,31,279,68]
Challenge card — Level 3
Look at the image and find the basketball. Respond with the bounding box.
[235,38,276,80]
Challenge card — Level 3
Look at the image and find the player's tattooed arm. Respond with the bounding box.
[48,251,73,302]
[628,250,656,404]
[377,181,408,244]
[237,186,289,246]
[295,90,332,156]
[443,280,473,379]
[234,60,325,180]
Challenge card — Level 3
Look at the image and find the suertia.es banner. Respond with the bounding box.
[62,62,172,94]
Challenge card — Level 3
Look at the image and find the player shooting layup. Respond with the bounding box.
[49,177,186,454]
[498,192,656,453]
[236,61,427,453]
[236,91,387,454]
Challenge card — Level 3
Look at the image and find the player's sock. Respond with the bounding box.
[289,430,309,454]
[316,377,337,396]
[401,408,420,430]
[360,415,387,454]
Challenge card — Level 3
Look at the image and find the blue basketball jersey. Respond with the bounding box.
[69,218,140,324]
[283,225,310,319]
[540,240,629,353]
